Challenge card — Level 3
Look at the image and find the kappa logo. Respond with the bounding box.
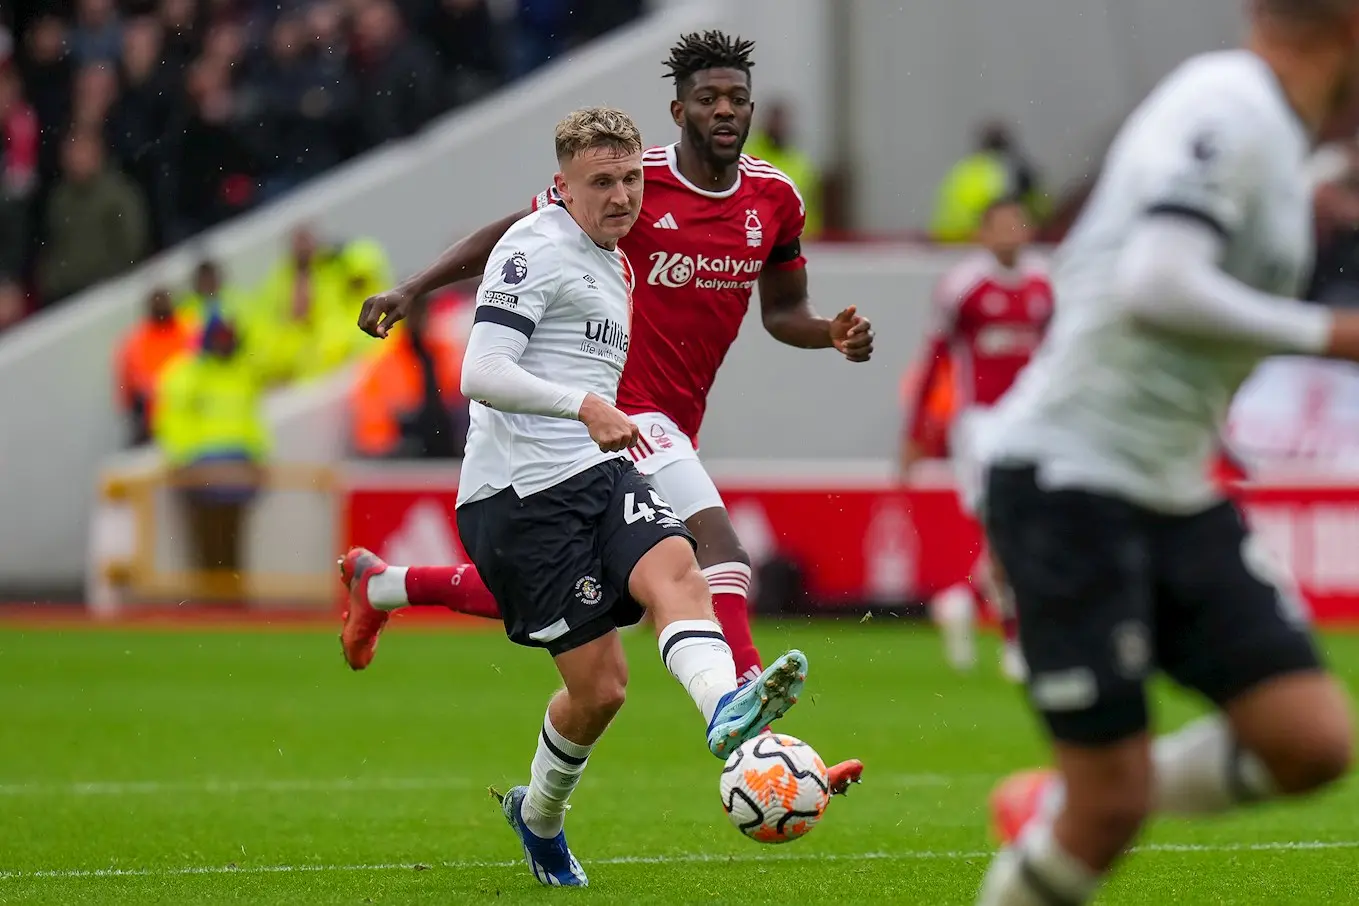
[575,576,603,606]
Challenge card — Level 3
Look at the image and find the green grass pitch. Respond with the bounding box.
[3,619,1359,904]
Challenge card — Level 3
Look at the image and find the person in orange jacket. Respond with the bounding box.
[351,291,470,459]
[899,354,958,468]
[115,287,192,446]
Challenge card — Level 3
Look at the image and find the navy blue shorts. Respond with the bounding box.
[984,463,1323,746]
[457,459,695,657]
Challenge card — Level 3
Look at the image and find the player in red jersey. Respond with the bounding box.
[900,198,1052,683]
[342,32,870,794]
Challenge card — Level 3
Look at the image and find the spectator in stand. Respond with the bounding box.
[511,0,567,76]
[423,0,504,107]
[249,225,388,382]
[153,311,269,599]
[18,12,72,274]
[156,0,200,77]
[165,59,258,241]
[0,0,643,327]
[70,0,122,66]
[0,65,38,287]
[38,128,148,303]
[351,291,468,459]
[930,120,1048,244]
[115,286,191,446]
[350,0,441,149]
[743,99,822,239]
[113,17,175,248]
[176,259,248,334]
[250,12,356,201]
[68,61,120,151]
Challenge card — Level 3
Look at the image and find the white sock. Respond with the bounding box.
[1152,714,1277,814]
[977,821,1100,906]
[522,714,592,839]
[366,567,409,611]
[658,619,737,723]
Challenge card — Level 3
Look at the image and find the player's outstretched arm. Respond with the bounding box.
[758,267,873,361]
[357,208,529,338]
[1114,215,1334,355]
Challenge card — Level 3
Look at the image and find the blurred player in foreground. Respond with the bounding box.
[393,106,810,888]
[340,31,869,796]
[977,2,1359,903]
[900,198,1051,682]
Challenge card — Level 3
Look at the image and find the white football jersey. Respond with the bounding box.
[457,203,636,506]
[986,50,1315,513]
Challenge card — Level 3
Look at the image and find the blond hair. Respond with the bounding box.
[554,107,643,164]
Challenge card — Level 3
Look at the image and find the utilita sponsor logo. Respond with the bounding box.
[581,318,630,363]
[647,252,764,289]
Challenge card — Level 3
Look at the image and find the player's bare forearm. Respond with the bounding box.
[759,269,833,349]
[359,209,528,338]
[400,209,529,296]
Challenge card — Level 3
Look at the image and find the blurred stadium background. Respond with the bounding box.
[11,3,1359,903]
[0,0,1353,623]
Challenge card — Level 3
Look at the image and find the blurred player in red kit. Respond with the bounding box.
[900,198,1052,682]
[341,31,871,794]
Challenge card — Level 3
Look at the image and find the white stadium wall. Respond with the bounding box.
[844,0,1244,232]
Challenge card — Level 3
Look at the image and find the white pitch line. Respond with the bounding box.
[3,841,1358,881]
[0,777,479,797]
[0,773,981,798]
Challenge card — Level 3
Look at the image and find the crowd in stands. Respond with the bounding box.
[0,0,646,332]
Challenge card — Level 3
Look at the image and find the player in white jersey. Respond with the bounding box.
[975,4,1359,904]
[346,109,809,889]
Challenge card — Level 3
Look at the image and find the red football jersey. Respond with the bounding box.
[532,143,806,444]
[907,250,1053,446]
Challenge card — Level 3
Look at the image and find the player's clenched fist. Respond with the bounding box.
[578,393,640,452]
[358,288,415,338]
[831,305,874,363]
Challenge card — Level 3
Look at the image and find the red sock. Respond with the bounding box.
[702,562,761,683]
[404,564,501,619]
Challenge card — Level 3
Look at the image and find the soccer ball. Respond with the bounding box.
[718,733,830,843]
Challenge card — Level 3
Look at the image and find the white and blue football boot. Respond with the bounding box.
[706,649,809,758]
[493,785,588,887]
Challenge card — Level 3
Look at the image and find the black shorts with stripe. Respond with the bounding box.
[984,463,1323,746]
[456,458,695,656]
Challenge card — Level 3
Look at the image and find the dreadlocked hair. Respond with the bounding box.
[662,30,755,96]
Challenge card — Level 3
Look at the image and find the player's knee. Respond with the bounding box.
[630,536,709,614]
[1057,742,1152,857]
[587,679,628,721]
[578,664,628,721]
[1269,711,1353,795]
[1234,674,1354,795]
[1067,777,1151,854]
[686,507,748,568]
